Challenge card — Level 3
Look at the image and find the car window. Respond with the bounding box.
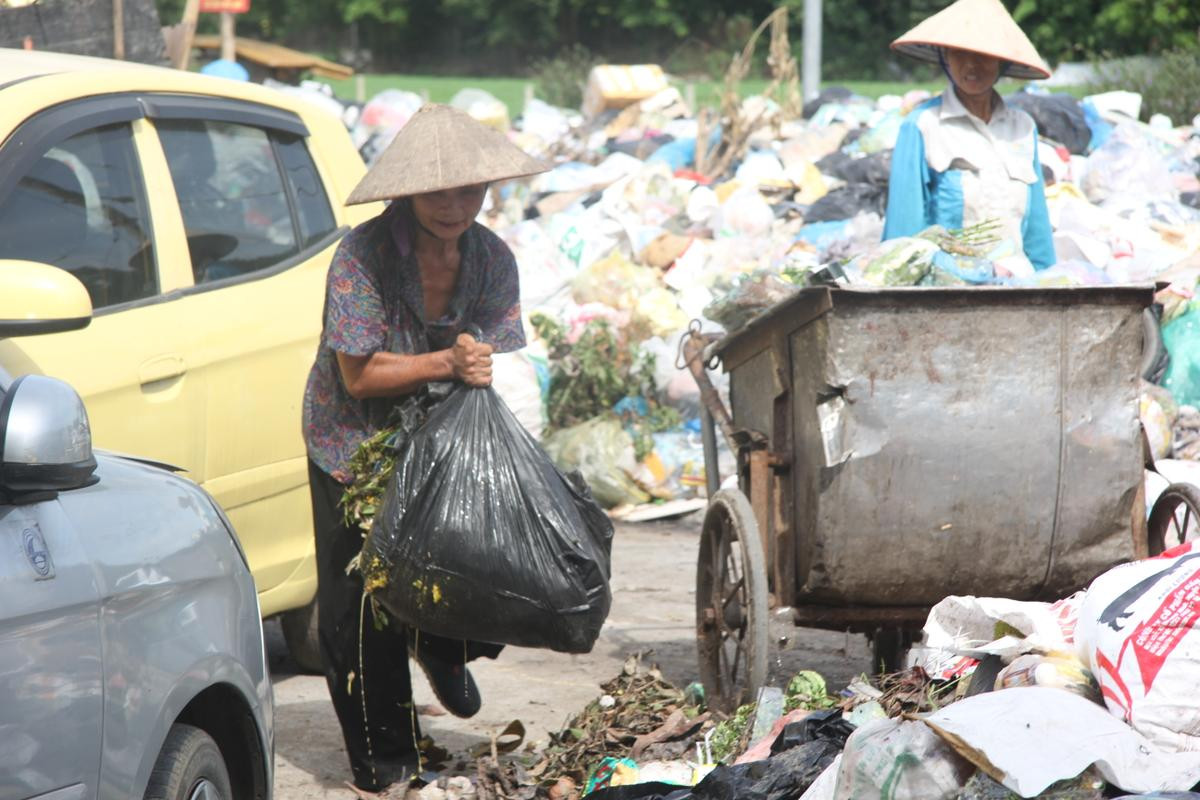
[273,132,337,250]
[0,123,157,309]
[156,119,297,284]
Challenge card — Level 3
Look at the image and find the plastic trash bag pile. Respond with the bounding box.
[276,70,1200,509]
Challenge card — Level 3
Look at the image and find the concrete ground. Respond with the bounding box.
[269,514,874,797]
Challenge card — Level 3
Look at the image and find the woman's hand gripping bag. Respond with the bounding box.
[362,385,613,653]
[1077,542,1200,750]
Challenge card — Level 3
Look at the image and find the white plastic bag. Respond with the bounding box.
[352,88,423,151]
[500,220,575,313]
[1082,122,1175,204]
[833,717,972,800]
[922,594,1084,656]
[1076,542,1200,750]
[712,186,776,238]
[449,87,510,130]
[491,351,547,440]
[923,686,1200,795]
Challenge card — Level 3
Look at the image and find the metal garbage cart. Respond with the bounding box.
[684,285,1155,709]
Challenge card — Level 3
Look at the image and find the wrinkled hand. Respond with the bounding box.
[451,333,493,387]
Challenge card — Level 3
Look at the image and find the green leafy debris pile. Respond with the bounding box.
[706,700,757,764]
[707,670,838,763]
[341,387,447,538]
[531,313,679,460]
[917,218,1002,257]
[702,266,808,331]
[341,424,402,537]
[784,670,838,713]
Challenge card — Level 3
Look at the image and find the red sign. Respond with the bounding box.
[199,0,250,12]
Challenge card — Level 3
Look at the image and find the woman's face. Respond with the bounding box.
[944,47,1002,97]
[410,183,488,241]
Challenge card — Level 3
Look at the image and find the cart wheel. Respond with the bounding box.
[696,489,769,712]
[1148,482,1200,555]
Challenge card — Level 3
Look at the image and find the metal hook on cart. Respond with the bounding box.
[678,319,722,372]
[678,321,758,463]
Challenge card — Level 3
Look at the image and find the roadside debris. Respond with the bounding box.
[366,541,1200,799]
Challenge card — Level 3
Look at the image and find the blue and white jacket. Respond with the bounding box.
[883,88,1055,271]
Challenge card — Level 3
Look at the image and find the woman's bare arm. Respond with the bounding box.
[336,334,493,399]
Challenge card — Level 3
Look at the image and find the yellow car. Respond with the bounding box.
[0,48,381,670]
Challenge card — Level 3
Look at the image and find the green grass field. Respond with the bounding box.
[315,72,1088,121]
[316,73,950,117]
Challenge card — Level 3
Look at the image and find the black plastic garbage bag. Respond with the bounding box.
[693,740,841,800]
[1006,92,1091,155]
[807,183,887,222]
[769,708,855,755]
[802,86,855,119]
[361,384,614,653]
[814,150,892,186]
[956,768,1105,799]
[585,783,693,800]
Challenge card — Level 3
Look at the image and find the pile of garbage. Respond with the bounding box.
[391,542,1200,800]
[283,58,1200,512]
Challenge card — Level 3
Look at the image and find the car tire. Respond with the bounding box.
[281,597,324,674]
[145,724,231,800]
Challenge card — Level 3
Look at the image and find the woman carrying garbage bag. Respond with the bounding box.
[882,0,1056,278]
[301,103,547,793]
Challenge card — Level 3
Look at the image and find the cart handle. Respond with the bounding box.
[679,322,764,455]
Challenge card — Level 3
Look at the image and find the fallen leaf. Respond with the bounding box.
[494,720,526,754]
[468,719,526,758]
[631,709,711,758]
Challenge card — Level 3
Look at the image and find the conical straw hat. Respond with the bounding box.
[891,0,1050,80]
[346,103,549,205]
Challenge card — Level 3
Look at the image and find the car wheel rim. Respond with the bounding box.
[189,779,222,800]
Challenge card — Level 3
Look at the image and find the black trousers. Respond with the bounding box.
[307,459,501,789]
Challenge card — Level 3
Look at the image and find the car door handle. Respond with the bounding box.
[139,355,187,387]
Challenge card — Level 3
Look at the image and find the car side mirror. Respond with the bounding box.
[0,374,98,494]
[0,259,92,338]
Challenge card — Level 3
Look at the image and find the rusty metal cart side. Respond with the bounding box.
[686,285,1154,710]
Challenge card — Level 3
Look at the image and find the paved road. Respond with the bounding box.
[268,515,873,797]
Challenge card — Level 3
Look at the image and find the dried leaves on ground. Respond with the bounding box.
[529,653,710,786]
[380,658,963,799]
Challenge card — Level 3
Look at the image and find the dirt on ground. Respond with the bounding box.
[269,514,874,797]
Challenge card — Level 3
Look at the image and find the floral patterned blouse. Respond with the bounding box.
[303,203,525,483]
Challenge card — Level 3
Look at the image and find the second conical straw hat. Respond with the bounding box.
[346,103,549,205]
[891,0,1051,80]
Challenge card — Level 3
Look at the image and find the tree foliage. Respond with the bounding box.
[1014,0,1199,63]
[156,0,1200,78]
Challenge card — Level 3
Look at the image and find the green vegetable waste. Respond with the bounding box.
[531,312,679,461]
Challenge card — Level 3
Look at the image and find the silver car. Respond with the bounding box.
[0,272,273,797]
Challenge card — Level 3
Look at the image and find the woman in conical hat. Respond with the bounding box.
[301,103,547,793]
[883,0,1055,276]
